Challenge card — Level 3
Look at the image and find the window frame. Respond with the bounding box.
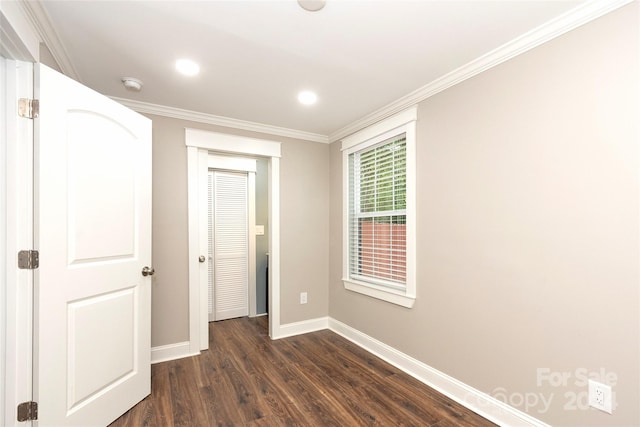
[341,107,417,308]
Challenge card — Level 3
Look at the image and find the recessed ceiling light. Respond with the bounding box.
[175,59,200,76]
[298,90,318,105]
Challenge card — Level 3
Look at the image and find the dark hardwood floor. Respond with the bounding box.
[109,316,496,427]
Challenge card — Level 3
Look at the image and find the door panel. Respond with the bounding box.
[36,64,151,426]
[67,111,136,263]
[67,288,136,411]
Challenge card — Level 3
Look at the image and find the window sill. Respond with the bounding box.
[343,279,415,308]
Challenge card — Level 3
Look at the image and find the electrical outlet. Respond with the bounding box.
[300,292,308,304]
[588,379,612,414]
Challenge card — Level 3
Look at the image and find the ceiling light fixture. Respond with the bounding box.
[175,59,200,76]
[298,90,318,105]
[121,77,143,92]
[298,0,326,12]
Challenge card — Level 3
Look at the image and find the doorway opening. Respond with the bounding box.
[186,129,282,352]
[208,168,251,321]
[206,154,266,322]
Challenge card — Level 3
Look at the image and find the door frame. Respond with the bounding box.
[186,129,281,351]
[2,57,35,427]
[1,3,38,423]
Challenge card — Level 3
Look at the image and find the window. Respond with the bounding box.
[349,135,407,286]
[342,107,416,307]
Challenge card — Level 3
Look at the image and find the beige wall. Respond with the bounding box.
[38,42,61,72]
[279,139,330,324]
[148,114,330,347]
[330,4,638,427]
[147,115,190,346]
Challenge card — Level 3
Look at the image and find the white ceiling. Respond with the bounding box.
[38,0,585,138]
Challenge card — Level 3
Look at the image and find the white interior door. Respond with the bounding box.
[35,64,152,426]
[209,170,249,321]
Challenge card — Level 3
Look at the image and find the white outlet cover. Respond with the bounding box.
[588,379,613,414]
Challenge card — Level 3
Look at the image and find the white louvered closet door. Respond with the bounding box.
[208,170,249,321]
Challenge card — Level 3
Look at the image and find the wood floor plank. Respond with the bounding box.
[169,357,212,427]
[109,317,497,427]
[272,333,395,426]
[291,331,436,425]
[231,344,308,422]
[149,362,174,426]
[194,343,247,426]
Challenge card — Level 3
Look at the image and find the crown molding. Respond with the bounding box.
[1,0,40,61]
[328,0,634,143]
[18,0,81,81]
[23,0,630,145]
[112,97,330,144]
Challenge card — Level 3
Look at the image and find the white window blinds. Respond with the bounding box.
[348,133,407,289]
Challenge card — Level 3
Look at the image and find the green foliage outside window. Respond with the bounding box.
[357,135,406,223]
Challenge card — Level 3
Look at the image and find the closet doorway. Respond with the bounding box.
[207,158,255,321]
[186,129,282,351]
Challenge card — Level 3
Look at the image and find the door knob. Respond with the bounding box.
[199,255,206,263]
[142,266,155,277]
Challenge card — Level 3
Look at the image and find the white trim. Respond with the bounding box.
[1,12,37,427]
[0,1,39,61]
[186,128,282,158]
[208,155,257,173]
[274,317,329,339]
[247,171,257,318]
[267,157,281,339]
[329,0,634,142]
[343,280,415,309]
[150,342,199,365]
[341,106,417,151]
[186,129,282,347]
[0,56,6,427]
[115,98,328,144]
[197,150,209,348]
[328,318,551,427]
[3,59,34,427]
[187,147,204,354]
[14,0,80,80]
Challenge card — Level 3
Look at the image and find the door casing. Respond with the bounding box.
[186,128,282,351]
[2,4,40,425]
[2,58,35,427]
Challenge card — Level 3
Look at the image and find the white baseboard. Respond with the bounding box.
[151,341,200,364]
[328,318,550,427]
[274,316,329,339]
